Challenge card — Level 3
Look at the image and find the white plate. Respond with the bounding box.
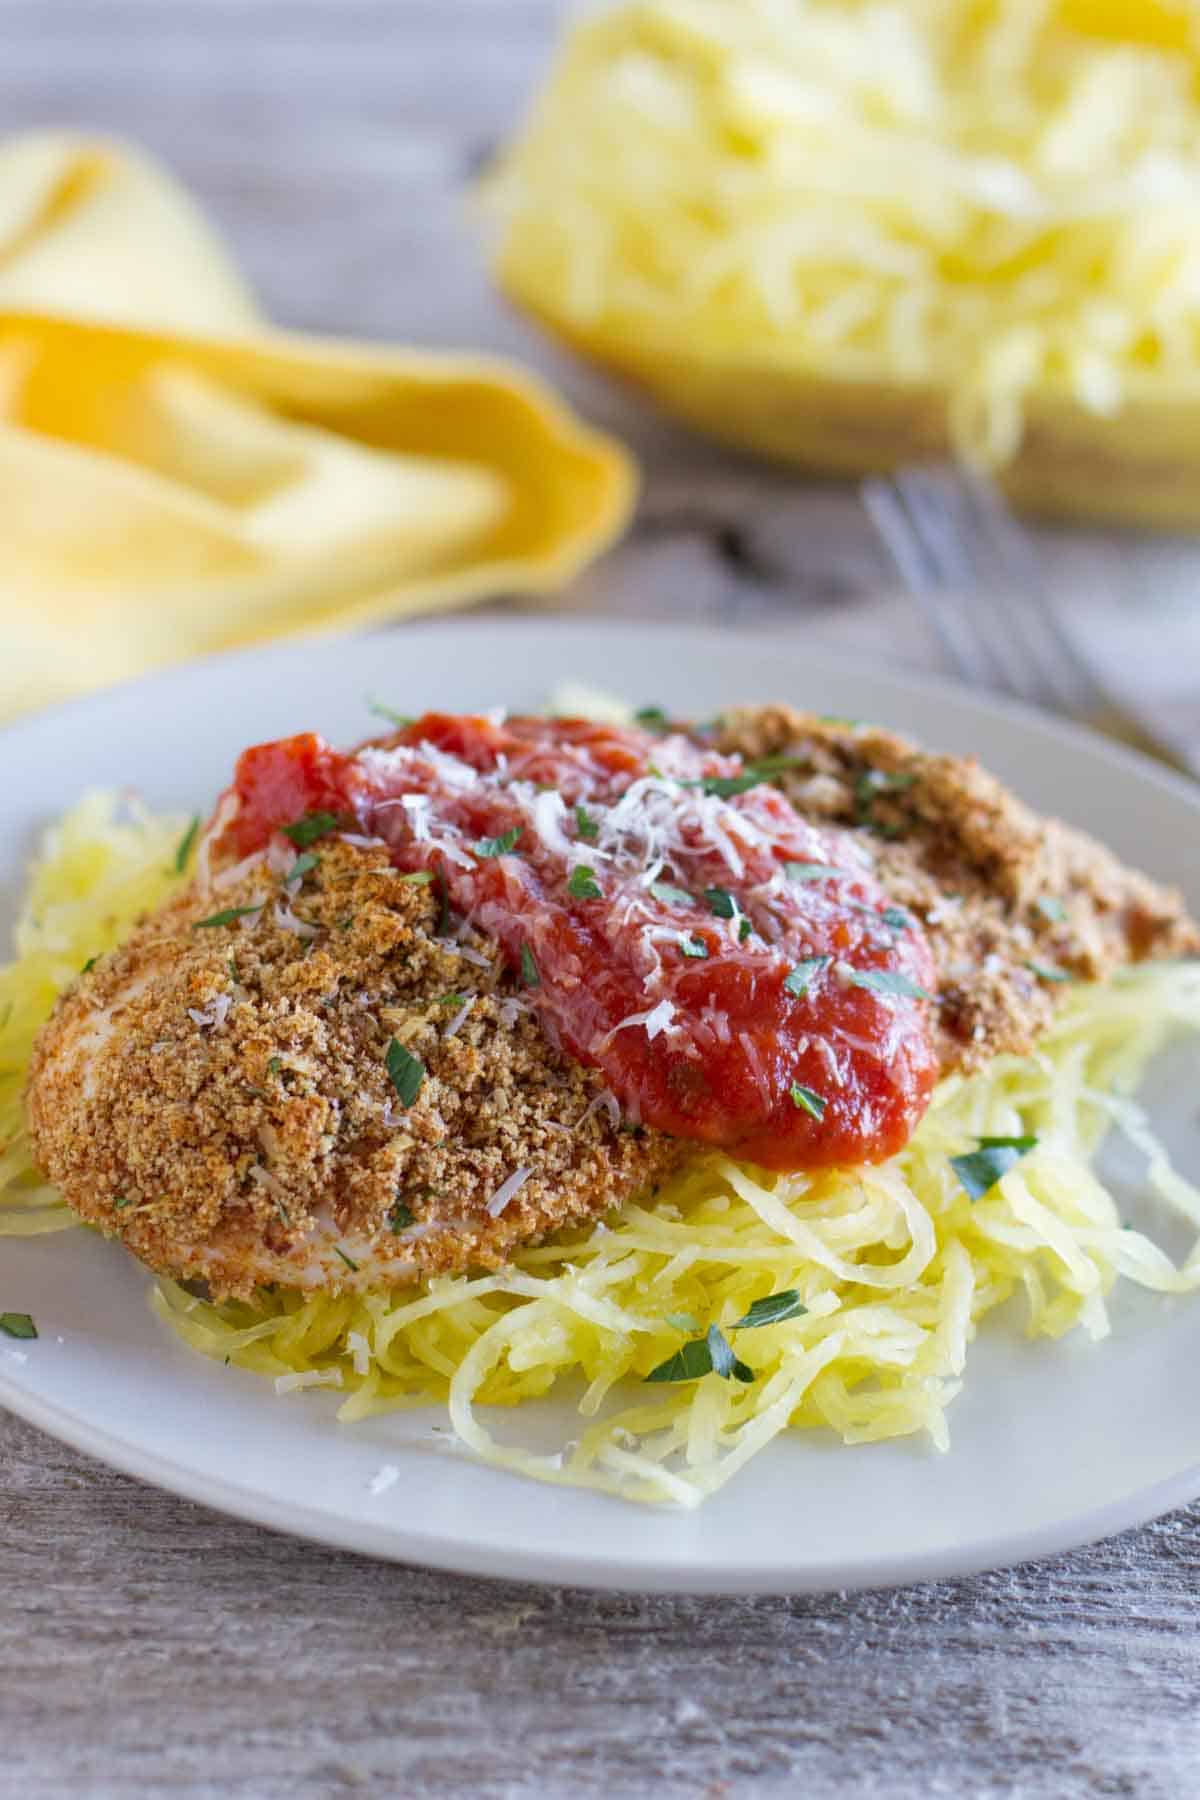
[2,618,1199,1594]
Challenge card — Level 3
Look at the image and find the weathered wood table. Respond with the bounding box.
[3,4,1199,1794]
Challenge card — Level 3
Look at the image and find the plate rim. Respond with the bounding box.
[2,1366,1199,1594]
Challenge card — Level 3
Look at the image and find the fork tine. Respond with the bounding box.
[957,470,1108,717]
[890,469,1067,711]
[865,467,1198,776]
[861,477,1002,692]
[874,465,1106,717]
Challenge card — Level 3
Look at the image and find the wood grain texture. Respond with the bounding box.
[4,1400,1200,1800]
[2,3,1200,1794]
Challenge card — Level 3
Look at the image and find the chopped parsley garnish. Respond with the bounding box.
[789,1082,827,1120]
[385,1039,425,1108]
[568,865,603,900]
[634,706,669,731]
[520,944,541,987]
[267,1057,282,1075]
[333,1246,359,1273]
[397,868,434,886]
[193,905,262,931]
[733,1290,808,1329]
[950,1135,1038,1201]
[650,881,694,908]
[1028,961,1074,983]
[174,815,201,873]
[434,992,468,1007]
[282,811,339,848]
[366,698,414,728]
[697,753,806,799]
[783,956,830,998]
[697,773,758,799]
[646,1324,754,1386]
[645,1337,721,1384]
[0,1312,37,1340]
[856,769,917,834]
[80,956,98,975]
[433,866,451,936]
[848,968,934,1001]
[704,887,735,918]
[474,827,521,858]
[284,850,320,885]
[112,1195,132,1209]
[1036,896,1068,923]
[750,753,806,776]
[574,804,599,841]
[389,1201,415,1231]
[680,936,709,960]
[738,918,752,943]
[785,861,845,883]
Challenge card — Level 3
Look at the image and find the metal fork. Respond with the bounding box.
[861,465,1199,780]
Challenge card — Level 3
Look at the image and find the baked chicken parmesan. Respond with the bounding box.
[25,707,1197,1302]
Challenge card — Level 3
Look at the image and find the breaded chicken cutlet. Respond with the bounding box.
[26,839,686,1299]
[26,706,1198,1301]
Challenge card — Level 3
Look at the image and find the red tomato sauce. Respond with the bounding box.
[215,714,938,1171]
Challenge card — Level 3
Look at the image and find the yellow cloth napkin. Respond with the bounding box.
[0,133,636,720]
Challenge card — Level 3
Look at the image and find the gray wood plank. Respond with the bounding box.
[4,1405,1200,1800]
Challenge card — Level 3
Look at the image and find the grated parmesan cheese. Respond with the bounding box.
[486,1166,533,1217]
[593,997,677,1053]
[443,995,475,1038]
[246,1163,288,1202]
[187,993,232,1031]
[575,1087,622,1133]
[211,848,268,893]
[454,944,492,970]
[273,901,319,940]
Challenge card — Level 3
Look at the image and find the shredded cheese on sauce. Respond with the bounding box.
[4,791,1200,1507]
[489,0,1200,467]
